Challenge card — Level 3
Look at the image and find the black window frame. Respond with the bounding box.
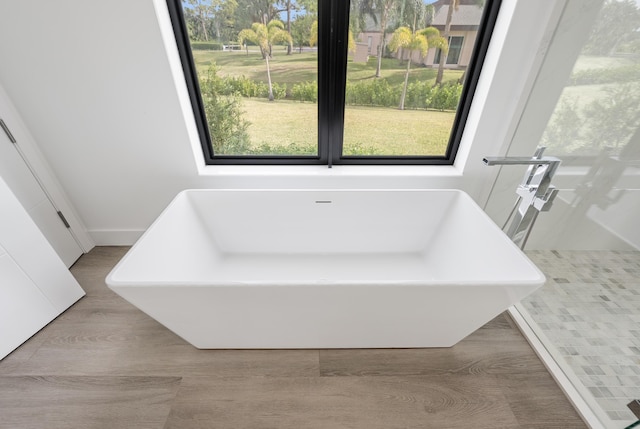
[166,0,502,166]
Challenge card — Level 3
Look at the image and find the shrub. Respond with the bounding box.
[542,82,640,155]
[582,82,640,151]
[221,75,264,97]
[569,64,640,86]
[199,65,251,155]
[342,143,383,156]
[247,142,316,155]
[405,81,434,110]
[269,82,287,100]
[247,141,381,156]
[191,41,223,50]
[345,79,400,107]
[291,81,318,102]
[219,76,285,100]
[541,97,583,154]
[429,82,462,111]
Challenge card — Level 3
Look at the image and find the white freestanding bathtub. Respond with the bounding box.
[106,189,545,349]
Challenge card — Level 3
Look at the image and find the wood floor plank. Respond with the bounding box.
[497,372,588,428]
[319,325,545,377]
[9,315,319,377]
[0,331,48,375]
[0,247,589,428]
[68,246,129,296]
[0,376,180,429]
[165,375,520,429]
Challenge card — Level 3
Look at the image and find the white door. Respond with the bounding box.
[0,244,59,359]
[0,119,83,267]
[0,175,85,360]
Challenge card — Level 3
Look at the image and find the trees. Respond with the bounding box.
[238,20,293,101]
[389,26,447,110]
[542,83,640,155]
[199,64,251,154]
[212,0,238,41]
[309,20,356,54]
[291,14,314,53]
[395,0,434,28]
[435,0,458,86]
[373,0,396,78]
[309,20,318,48]
[283,0,295,54]
[183,0,216,41]
[583,0,640,56]
[356,0,398,78]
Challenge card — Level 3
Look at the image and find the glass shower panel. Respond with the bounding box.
[485,1,640,427]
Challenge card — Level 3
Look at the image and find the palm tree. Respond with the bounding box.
[185,0,214,41]
[360,0,397,78]
[389,26,447,110]
[309,20,356,54]
[238,20,293,101]
[435,0,459,86]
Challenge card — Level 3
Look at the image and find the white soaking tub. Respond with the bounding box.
[106,189,545,349]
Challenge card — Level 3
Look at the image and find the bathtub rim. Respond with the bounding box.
[105,188,546,288]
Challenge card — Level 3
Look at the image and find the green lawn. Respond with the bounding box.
[192,48,460,155]
[242,98,453,156]
[192,49,463,88]
[571,54,636,72]
[192,50,319,84]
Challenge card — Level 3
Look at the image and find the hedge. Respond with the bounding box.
[191,41,223,50]
[569,64,640,86]
[201,67,462,109]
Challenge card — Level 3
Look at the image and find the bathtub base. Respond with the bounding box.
[112,281,538,349]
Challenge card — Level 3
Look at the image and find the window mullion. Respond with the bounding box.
[328,0,350,166]
[317,0,331,165]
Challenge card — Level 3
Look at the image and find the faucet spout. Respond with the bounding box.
[483,156,560,166]
[483,147,562,249]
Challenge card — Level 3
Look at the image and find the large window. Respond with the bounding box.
[167,0,501,165]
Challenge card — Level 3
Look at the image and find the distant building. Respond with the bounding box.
[355,0,484,69]
[354,15,387,64]
[426,0,484,69]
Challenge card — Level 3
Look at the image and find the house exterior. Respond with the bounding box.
[425,0,484,69]
[353,15,387,63]
[355,0,483,69]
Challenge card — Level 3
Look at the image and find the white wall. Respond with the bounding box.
[0,0,565,245]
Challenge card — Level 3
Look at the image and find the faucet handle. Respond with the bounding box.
[533,187,559,211]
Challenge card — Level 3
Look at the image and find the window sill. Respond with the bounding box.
[197,164,464,178]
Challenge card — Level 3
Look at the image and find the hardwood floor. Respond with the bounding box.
[0,247,587,429]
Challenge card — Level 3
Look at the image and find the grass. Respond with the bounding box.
[344,105,453,155]
[560,83,616,106]
[192,50,318,84]
[571,55,636,72]
[241,98,453,156]
[242,98,317,150]
[192,49,464,88]
[193,47,459,155]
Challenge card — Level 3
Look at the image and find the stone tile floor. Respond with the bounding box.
[523,250,640,423]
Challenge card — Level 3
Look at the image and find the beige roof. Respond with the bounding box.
[431,4,484,28]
